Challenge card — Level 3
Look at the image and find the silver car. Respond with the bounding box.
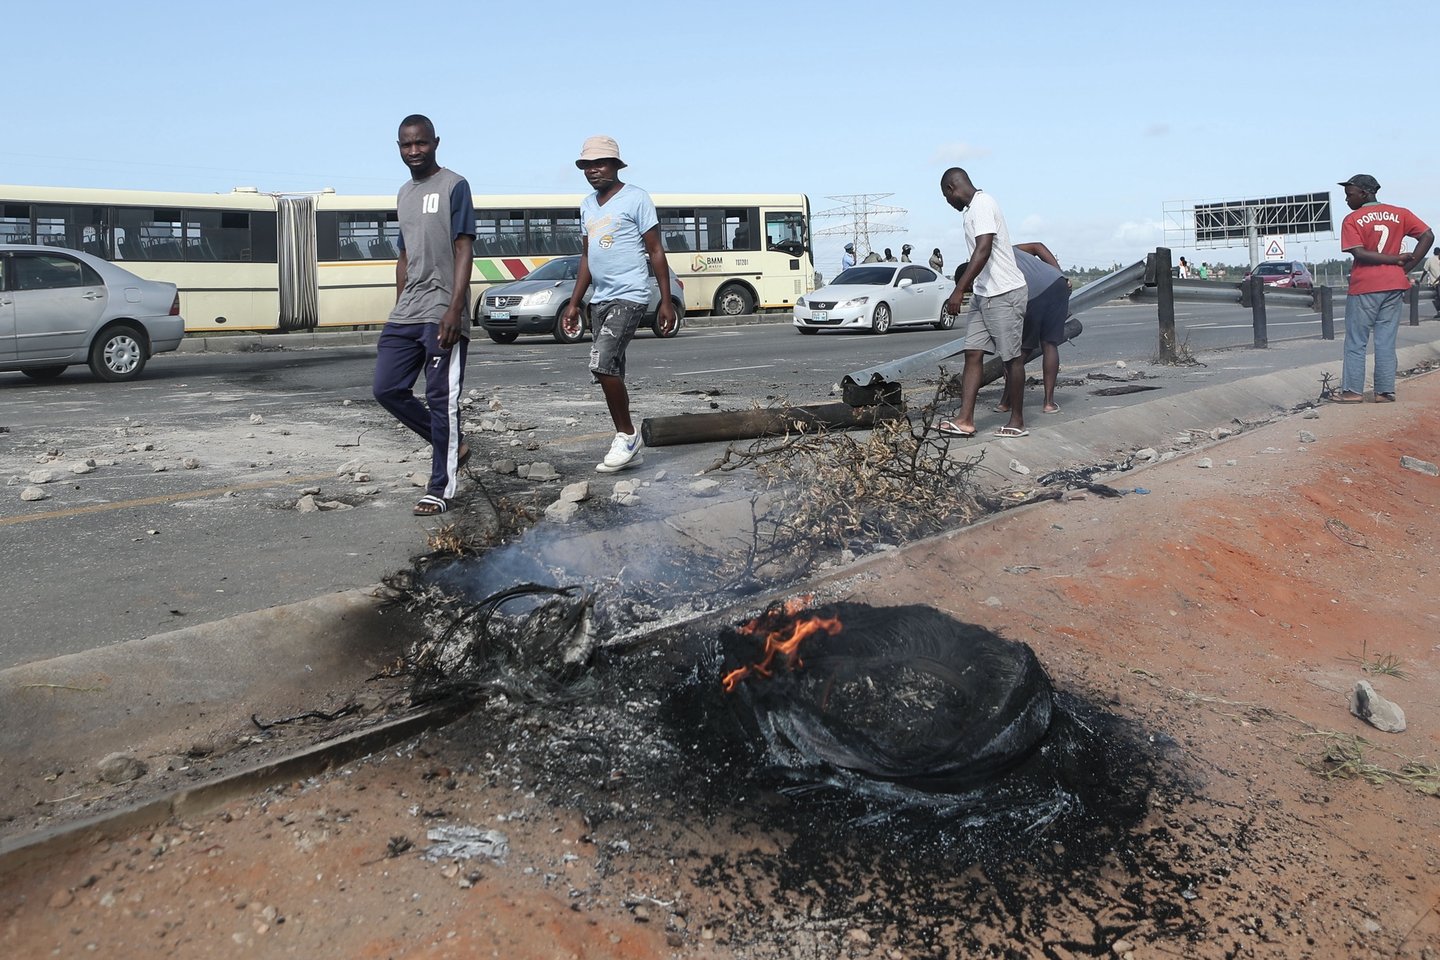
[0,245,185,382]
[477,254,686,344]
[793,264,956,335]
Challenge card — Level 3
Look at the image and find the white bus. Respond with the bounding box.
[0,185,815,333]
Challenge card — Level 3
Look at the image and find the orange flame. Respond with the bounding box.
[723,596,842,693]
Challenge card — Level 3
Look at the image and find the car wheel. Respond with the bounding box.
[713,283,754,317]
[20,365,67,381]
[651,299,683,339]
[871,303,892,334]
[488,330,519,344]
[797,326,818,335]
[552,302,585,344]
[88,323,147,382]
[934,310,956,331]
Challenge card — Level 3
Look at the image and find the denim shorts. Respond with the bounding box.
[588,299,647,378]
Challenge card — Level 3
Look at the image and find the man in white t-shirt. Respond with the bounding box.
[937,168,1029,439]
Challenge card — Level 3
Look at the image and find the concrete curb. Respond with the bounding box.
[0,704,461,876]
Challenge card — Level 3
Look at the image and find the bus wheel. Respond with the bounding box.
[870,303,892,334]
[552,302,585,344]
[713,283,754,317]
[89,323,148,381]
[488,330,519,344]
[20,365,67,381]
[651,299,683,339]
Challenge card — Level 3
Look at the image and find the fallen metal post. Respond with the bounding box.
[641,401,905,448]
[840,259,1144,404]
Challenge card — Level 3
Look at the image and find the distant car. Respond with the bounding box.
[477,255,686,344]
[793,264,956,334]
[0,245,184,382]
[1244,261,1314,290]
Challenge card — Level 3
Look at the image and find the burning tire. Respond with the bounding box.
[721,602,1055,793]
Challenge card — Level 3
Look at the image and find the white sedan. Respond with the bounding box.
[793,264,956,335]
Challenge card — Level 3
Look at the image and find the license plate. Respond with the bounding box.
[490,311,510,320]
[812,311,828,322]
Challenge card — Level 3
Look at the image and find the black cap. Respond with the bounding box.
[1339,174,1381,192]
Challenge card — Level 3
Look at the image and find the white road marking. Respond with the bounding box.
[675,363,776,376]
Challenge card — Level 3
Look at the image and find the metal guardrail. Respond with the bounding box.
[841,259,1147,401]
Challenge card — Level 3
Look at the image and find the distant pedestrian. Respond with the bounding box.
[841,242,856,272]
[1177,256,1191,278]
[936,167,1029,439]
[1421,246,1440,317]
[929,247,944,273]
[560,135,677,472]
[372,114,475,517]
[883,247,897,262]
[861,250,882,263]
[1197,261,1210,279]
[1332,174,1433,403]
[900,244,913,263]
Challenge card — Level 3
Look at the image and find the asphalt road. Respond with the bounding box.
[0,297,1402,668]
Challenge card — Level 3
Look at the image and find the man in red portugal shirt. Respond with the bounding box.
[1333,174,1433,403]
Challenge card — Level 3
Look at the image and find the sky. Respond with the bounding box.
[5,1,1434,274]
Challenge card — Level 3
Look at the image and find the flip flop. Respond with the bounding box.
[1326,392,1364,404]
[936,419,976,438]
[993,426,1029,438]
[457,443,472,470]
[991,404,1010,414]
[1375,392,1396,402]
[1042,405,1061,414]
[413,494,451,516]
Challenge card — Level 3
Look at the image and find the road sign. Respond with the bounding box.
[1263,236,1286,260]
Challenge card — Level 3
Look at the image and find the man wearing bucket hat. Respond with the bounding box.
[561,136,677,472]
[1332,174,1432,403]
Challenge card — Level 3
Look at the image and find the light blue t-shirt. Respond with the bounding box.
[581,183,658,303]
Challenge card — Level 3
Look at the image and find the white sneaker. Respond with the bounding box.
[596,431,644,473]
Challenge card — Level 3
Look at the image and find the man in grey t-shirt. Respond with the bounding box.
[371,114,476,516]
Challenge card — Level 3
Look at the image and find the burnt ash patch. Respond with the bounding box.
[400,591,1261,957]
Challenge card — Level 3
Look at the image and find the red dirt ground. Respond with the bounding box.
[4,376,1440,959]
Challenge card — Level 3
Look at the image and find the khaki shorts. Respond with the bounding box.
[962,286,1028,361]
[588,299,647,378]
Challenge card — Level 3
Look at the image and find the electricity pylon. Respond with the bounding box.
[813,193,907,258]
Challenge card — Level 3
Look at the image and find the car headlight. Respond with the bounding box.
[837,296,869,308]
[520,289,554,307]
[796,297,806,308]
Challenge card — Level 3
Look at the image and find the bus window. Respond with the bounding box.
[476,209,526,256]
[765,210,806,257]
[659,209,696,252]
[0,203,28,244]
[527,209,582,256]
[325,211,399,261]
[182,209,257,261]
